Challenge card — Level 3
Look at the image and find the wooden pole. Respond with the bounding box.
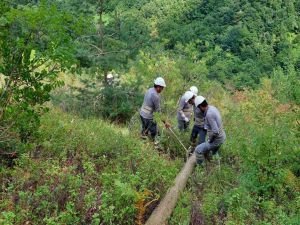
[145,153,197,225]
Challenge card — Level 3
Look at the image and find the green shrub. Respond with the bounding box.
[51,79,143,123]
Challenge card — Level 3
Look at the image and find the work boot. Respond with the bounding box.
[140,134,148,140]
[196,153,205,165]
[153,136,163,150]
[154,141,163,150]
[187,146,195,157]
[140,130,149,140]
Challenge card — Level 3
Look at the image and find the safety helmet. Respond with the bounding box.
[107,73,114,79]
[189,86,198,95]
[195,96,206,107]
[183,91,195,103]
[154,77,166,87]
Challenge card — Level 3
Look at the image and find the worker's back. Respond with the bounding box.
[194,106,205,127]
[205,105,225,140]
[140,87,160,120]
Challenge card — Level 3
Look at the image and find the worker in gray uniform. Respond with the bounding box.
[140,77,169,140]
[194,96,226,164]
[190,105,207,150]
[177,91,195,131]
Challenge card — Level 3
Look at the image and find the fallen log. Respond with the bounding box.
[145,153,197,225]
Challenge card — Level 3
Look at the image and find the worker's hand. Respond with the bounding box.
[184,117,189,123]
[208,134,217,143]
[164,121,171,129]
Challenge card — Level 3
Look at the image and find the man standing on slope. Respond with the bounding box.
[188,86,207,152]
[140,77,169,141]
[190,100,207,152]
[194,96,226,164]
[177,91,196,131]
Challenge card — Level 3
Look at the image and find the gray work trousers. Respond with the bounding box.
[140,116,158,140]
[195,132,226,164]
[178,119,190,131]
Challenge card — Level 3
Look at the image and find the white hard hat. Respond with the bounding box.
[154,77,166,87]
[183,91,194,103]
[107,73,113,79]
[190,86,198,95]
[195,95,206,107]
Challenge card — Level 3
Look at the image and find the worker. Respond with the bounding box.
[177,91,195,131]
[190,100,207,152]
[140,77,169,140]
[194,96,226,164]
[175,86,198,107]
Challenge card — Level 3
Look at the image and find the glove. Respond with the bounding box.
[184,117,189,123]
[208,134,217,143]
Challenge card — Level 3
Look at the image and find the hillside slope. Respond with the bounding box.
[0,109,180,225]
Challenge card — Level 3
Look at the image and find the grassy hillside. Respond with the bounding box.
[1,79,299,224]
[0,109,180,225]
[1,1,299,224]
[169,80,300,225]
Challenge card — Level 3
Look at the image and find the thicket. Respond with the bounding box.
[0,1,86,151]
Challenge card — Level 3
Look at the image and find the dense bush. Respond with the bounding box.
[51,77,143,123]
[0,1,85,148]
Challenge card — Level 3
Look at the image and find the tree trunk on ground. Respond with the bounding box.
[145,153,197,225]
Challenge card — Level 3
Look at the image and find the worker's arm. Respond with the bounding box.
[152,94,161,112]
[206,114,219,143]
[178,98,189,122]
[152,93,171,128]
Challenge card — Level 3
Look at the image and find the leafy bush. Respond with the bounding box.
[51,77,143,123]
[0,1,85,146]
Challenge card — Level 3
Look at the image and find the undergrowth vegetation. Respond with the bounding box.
[169,80,300,224]
[1,0,299,224]
[0,110,179,224]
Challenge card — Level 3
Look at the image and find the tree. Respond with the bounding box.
[0,1,85,143]
[76,0,151,84]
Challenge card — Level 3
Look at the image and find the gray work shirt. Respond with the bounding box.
[194,107,205,127]
[177,96,193,120]
[204,105,226,141]
[140,87,161,120]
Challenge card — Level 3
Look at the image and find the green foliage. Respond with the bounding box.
[1,1,299,224]
[51,76,143,122]
[188,82,300,225]
[136,0,300,88]
[169,190,191,225]
[95,85,143,122]
[0,1,85,145]
[0,109,179,224]
[272,66,300,104]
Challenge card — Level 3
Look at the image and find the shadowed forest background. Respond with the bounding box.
[0,0,299,224]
